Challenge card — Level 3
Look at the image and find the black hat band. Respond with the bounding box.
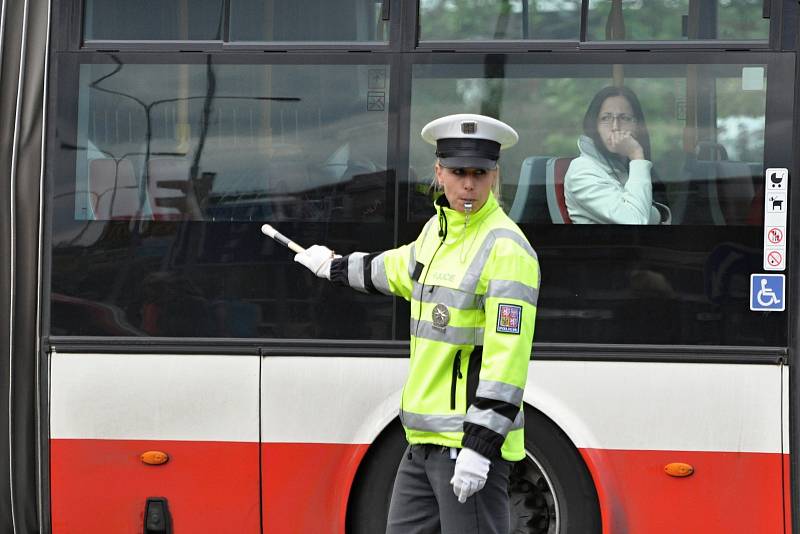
[435,138,501,161]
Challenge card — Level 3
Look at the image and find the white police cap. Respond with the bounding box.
[421,113,519,170]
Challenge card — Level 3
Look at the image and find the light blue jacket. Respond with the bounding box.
[564,135,670,225]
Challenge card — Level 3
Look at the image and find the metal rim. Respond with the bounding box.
[508,449,560,534]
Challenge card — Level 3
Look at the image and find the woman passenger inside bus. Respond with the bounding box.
[564,85,671,224]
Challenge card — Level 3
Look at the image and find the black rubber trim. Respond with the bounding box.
[411,261,424,281]
[472,398,519,422]
[45,337,787,364]
[462,422,504,459]
[465,347,482,407]
[450,350,462,410]
[329,256,350,287]
[362,252,382,294]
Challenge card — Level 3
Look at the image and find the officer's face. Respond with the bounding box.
[436,163,497,213]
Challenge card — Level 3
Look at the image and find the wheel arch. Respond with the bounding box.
[524,391,620,533]
[345,398,608,534]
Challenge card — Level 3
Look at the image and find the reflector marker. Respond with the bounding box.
[141,451,169,466]
[664,462,694,477]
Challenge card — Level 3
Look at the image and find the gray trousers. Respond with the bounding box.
[386,444,511,534]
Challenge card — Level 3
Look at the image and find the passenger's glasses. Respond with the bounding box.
[598,113,637,125]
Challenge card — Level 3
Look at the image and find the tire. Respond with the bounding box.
[347,408,601,534]
[510,406,601,534]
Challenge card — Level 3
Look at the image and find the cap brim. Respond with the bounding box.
[439,156,497,170]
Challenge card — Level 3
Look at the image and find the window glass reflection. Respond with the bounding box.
[410,63,767,226]
[53,59,394,340]
[74,62,390,222]
[587,0,769,41]
[406,60,775,346]
[230,0,389,42]
[418,0,580,41]
[84,0,224,41]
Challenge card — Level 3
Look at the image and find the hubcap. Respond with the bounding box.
[508,451,559,534]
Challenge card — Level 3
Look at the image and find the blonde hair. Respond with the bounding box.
[492,166,502,206]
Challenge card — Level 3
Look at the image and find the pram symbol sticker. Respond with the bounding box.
[768,168,787,190]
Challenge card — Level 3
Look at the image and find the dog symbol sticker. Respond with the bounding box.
[767,193,786,213]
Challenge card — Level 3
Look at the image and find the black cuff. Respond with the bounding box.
[330,256,350,286]
[462,422,504,460]
[472,397,520,421]
[362,252,382,294]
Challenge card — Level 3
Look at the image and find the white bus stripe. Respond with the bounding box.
[50,354,260,441]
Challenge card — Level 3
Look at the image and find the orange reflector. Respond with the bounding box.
[664,462,694,477]
[140,451,169,466]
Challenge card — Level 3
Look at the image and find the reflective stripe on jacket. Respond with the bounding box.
[330,192,539,461]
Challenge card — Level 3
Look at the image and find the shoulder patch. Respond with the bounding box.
[496,303,522,334]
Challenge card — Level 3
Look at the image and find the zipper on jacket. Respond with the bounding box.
[414,228,445,341]
[450,350,463,410]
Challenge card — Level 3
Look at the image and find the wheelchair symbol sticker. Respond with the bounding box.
[750,274,785,311]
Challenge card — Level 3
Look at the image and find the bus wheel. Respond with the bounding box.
[347,410,601,534]
[510,406,601,534]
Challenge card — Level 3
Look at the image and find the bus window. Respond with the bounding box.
[73,62,390,223]
[54,58,394,339]
[587,0,769,41]
[230,0,389,42]
[84,0,225,41]
[409,62,767,227]
[418,0,580,41]
[408,60,780,346]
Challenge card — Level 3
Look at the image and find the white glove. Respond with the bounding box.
[294,244,339,280]
[450,448,491,503]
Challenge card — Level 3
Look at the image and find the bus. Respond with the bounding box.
[0,0,797,532]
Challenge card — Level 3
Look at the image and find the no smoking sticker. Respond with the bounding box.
[764,248,785,271]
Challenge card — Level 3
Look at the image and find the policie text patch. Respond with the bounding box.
[496,304,522,334]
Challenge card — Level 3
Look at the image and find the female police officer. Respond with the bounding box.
[293,114,539,534]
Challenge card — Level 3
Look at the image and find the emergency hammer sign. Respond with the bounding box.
[261,224,306,254]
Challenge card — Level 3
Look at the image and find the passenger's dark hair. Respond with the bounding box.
[582,86,653,172]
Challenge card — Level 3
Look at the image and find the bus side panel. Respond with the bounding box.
[527,361,785,534]
[50,353,261,534]
[784,367,792,534]
[785,454,792,534]
[580,448,784,534]
[51,439,260,533]
[261,442,369,534]
[259,358,784,533]
[261,357,408,534]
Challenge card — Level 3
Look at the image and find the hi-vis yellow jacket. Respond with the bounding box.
[330,192,539,461]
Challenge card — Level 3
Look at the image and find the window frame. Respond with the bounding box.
[413,0,784,53]
[45,0,798,349]
[66,0,405,52]
[62,1,793,53]
[396,49,793,347]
